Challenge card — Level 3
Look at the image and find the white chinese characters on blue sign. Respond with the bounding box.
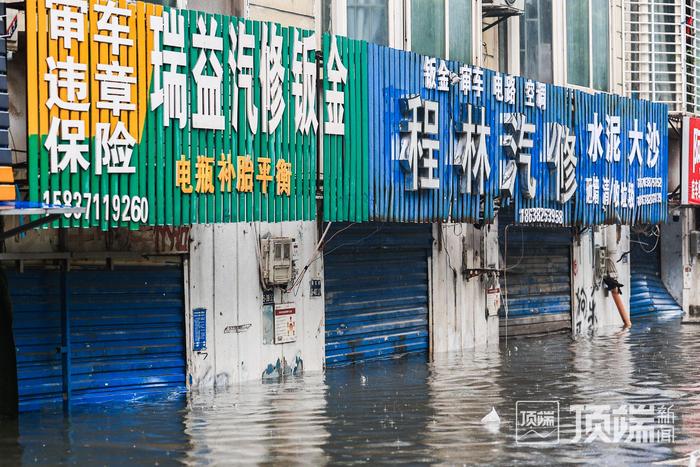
[386,53,667,226]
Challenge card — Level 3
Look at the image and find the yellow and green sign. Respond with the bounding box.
[27,0,317,229]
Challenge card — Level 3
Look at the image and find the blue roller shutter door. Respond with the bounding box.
[499,220,573,337]
[8,269,62,410]
[8,264,185,411]
[324,223,432,366]
[630,235,682,316]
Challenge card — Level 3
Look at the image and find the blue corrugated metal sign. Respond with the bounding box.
[193,308,206,352]
[322,35,668,226]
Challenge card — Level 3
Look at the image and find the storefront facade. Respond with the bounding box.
[3,0,671,411]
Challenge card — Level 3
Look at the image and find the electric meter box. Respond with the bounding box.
[262,237,294,286]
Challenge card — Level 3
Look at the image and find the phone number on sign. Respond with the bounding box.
[42,191,149,223]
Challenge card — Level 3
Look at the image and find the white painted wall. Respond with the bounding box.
[660,133,686,311]
[430,223,499,354]
[679,208,700,319]
[184,0,317,30]
[187,221,324,388]
[661,216,684,306]
[572,226,631,334]
[182,0,242,16]
[248,0,316,30]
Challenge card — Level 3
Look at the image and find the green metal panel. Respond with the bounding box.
[25,2,316,229]
[321,34,370,223]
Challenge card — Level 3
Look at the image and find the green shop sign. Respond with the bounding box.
[26,0,317,230]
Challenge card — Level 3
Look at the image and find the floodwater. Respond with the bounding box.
[3,313,700,465]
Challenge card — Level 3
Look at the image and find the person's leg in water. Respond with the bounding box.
[604,275,632,328]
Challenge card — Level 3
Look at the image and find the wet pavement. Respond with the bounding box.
[3,312,700,465]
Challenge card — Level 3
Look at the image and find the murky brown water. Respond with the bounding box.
[3,312,699,465]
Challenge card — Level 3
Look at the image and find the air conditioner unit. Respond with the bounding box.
[262,237,294,286]
[483,0,525,17]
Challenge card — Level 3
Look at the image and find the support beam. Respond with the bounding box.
[0,214,61,240]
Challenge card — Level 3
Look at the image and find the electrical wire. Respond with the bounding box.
[252,222,269,291]
[290,222,373,295]
[289,222,337,295]
[289,222,358,293]
[634,225,660,254]
[502,224,526,272]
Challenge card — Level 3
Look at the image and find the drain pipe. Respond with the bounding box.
[605,227,632,328]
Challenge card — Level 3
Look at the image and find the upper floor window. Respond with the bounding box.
[520,0,553,83]
[322,0,391,46]
[411,0,472,62]
[322,0,472,62]
[566,0,610,91]
[141,0,179,6]
[322,0,390,46]
[348,0,390,45]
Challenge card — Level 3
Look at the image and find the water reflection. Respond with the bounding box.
[184,373,329,465]
[324,355,433,464]
[16,392,188,465]
[424,350,505,464]
[9,315,700,465]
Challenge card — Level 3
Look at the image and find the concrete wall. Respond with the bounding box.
[661,215,684,306]
[248,0,316,30]
[660,132,691,317]
[661,132,685,308]
[187,222,324,388]
[572,226,631,334]
[181,0,325,390]
[430,223,499,354]
[184,0,317,30]
[679,208,700,319]
[3,226,190,255]
[183,0,242,16]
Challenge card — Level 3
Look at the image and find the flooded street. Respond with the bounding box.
[4,313,699,465]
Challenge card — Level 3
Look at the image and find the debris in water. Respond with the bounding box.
[690,449,700,467]
[481,407,500,425]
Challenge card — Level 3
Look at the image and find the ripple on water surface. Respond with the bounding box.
[8,315,700,465]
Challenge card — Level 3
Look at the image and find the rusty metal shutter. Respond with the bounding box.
[324,223,432,366]
[499,212,573,337]
[8,263,185,411]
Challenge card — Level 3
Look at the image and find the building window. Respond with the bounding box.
[566,0,610,91]
[498,21,509,73]
[348,0,390,45]
[322,0,390,46]
[411,0,446,57]
[448,0,472,63]
[411,0,472,61]
[624,1,681,111]
[140,0,179,6]
[321,0,472,61]
[520,0,553,83]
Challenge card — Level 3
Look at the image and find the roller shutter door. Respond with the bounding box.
[630,234,682,317]
[499,219,573,337]
[8,263,185,411]
[324,223,432,366]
